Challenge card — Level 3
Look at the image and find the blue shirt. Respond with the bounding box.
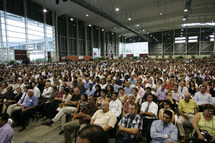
[84,81,91,89]
[124,86,132,95]
[85,88,95,96]
[0,123,14,143]
[150,120,178,143]
[128,78,137,85]
[25,95,38,108]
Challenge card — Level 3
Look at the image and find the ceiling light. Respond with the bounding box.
[88,24,91,27]
[114,27,117,29]
[184,9,188,12]
[70,18,73,21]
[160,12,163,15]
[181,29,184,31]
[136,24,140,27]
[86,14,89,17]
[101,29,104,31]
[115,8,119,11]
[119,35,121,37]
[43,8,47,13]
[112,33,114,35]
[150,35,152,37]
[128,17,131,21]
[142,29,145,31]
[147,32,149,34]
[183,18,186,21]
[181,22,215,27]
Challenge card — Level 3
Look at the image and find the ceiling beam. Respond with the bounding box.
[69,0,151,42]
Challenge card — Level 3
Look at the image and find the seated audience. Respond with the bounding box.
[158,100,175,123]
[116,103,143,143]
[64,95,97,143]
[7,86,29,117]
[123,94,135,116]
[90,101,117,133]
[151,110,178,143]
[0,113,14,143]
[140,94,158,143]
[176,93,199,143]
[194,85,212,112]
[118,87,128,105]
[13,89,38,132]
[45,88,81,133]
[192,104,215,142]
[76,124,108,143]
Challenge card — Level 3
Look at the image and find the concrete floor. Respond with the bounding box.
[12,119,117,143]
[13,120,65,143]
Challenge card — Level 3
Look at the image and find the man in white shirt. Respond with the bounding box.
[178,81,188,97]
[172,84,183,103]
[7,86,29,117]
[193,85,212,111]
[109,92,122,120]
[91,101,117,132]
[145,78,156,91]
[32,81,41,98]
[41,81,52,99]
[140,94,158,143]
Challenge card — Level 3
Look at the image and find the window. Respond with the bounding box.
[175,37,186,43]
[0,10,55,61]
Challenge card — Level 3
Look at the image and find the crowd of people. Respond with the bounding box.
[0,58,215,143]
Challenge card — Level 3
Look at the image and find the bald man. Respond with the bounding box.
[176,93,199,143]
[90,101,117,132]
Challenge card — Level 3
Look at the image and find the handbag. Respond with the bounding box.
[193,129,212,142]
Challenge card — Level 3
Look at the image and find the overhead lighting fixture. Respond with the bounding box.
[119,35,121,37]
[184,9,188,12]
[182,22,215,27]
[115,8,119,11]
[101,29,104,31]
[112,33,114,35]
[136,24,140,27]
[88,24,91,27]
[86,14,89,17]
[43,8,47,13]
[160,12,163,15]
[181,29,184,31]
[142,29,145,31]
[183,17,186,21]
[128,17,131,21]
[114,27,117,29]
[70,18,73,21]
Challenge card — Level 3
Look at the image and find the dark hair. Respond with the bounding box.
[95,84,101,91]
[0,113,9,121]
[145,87,151,91]
[77,124,109,143]
[118,87,124,91]
[64,88,70,93]
[112,92,118,97]
[163,110,173,119]
[24,86,30,89]
[163,100,171,106]
[105,85,114,93]
[82,93,88,101]
[130,102,138,110]
[203,104,214,111]
[132,87,138,92]
[101,89,107,94]
[146,93,153,99]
